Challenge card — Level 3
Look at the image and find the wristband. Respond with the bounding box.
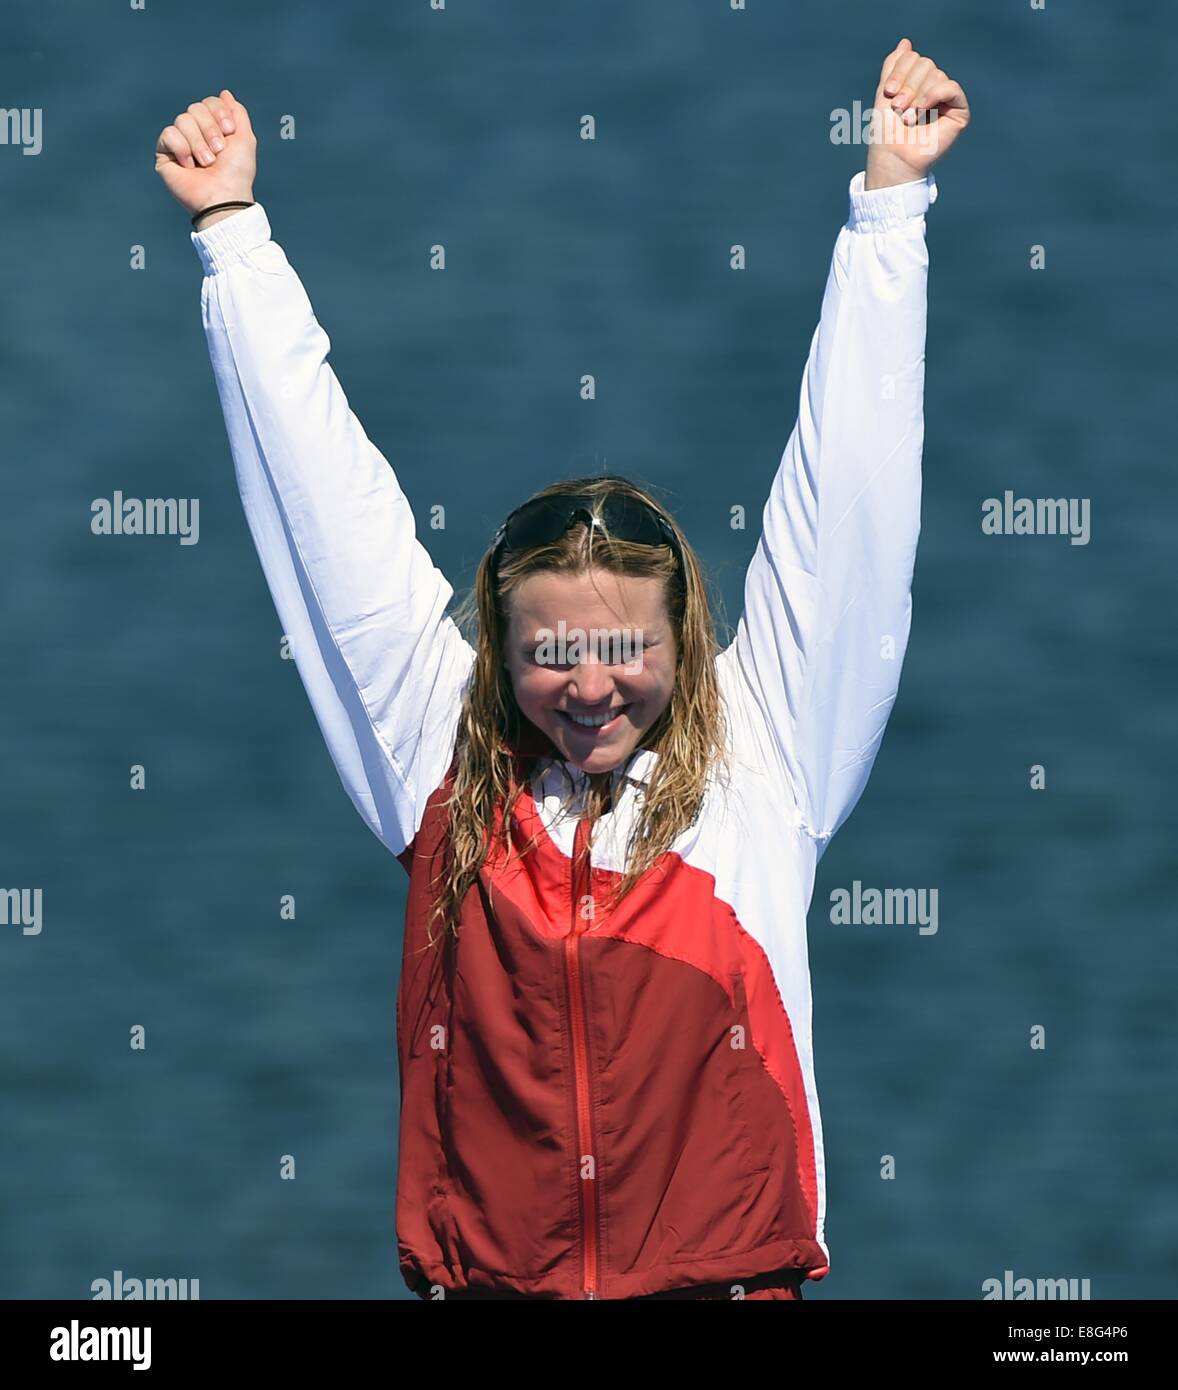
[191,200,255,230]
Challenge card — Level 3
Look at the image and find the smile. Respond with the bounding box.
[557,703,631,733]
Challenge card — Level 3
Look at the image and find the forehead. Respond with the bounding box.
[507,569,668,633]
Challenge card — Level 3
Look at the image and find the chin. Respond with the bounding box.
[548,725,638,776]
[565,747,629,775]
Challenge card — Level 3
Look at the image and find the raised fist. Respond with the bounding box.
[154,90,256,218]
[865,40,970,189]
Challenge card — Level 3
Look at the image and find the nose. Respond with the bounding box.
[566,657,614,707]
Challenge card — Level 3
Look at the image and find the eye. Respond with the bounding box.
[528,648,573,670]
[607,636,652,665]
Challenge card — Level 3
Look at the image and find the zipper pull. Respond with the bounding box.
[583,1288,598,1300]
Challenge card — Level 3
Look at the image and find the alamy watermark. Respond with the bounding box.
[50,1322,150,1370]
[91,491,200,545]
[533,621,644,675]
[0,106,42,155]
[982,492,1090,545]
[829,881,938,935]
[982,1269,1093,1300]
[1,887,41,935]
[92,1269,199,1300]
[830,100,941,153]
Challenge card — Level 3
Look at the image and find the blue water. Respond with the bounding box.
[0,0,1174,1299]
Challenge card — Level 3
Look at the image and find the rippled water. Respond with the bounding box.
[0,0,1173,1299]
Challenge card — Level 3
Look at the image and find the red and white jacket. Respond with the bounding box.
[193,168,935,1299]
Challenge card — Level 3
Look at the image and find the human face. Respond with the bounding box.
[504,568,678,774]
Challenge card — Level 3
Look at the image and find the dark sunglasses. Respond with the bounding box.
[491,480,683,571]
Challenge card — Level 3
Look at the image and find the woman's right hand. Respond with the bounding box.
[154,89,256,221]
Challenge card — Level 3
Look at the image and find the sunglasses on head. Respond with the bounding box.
[490,479,683,572]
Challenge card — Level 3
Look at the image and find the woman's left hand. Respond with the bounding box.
[864,38,970,189]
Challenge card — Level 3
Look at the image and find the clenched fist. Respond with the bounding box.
[865,39,969,190]
[154,90,257,227]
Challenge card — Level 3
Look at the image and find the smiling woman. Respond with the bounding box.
[441,472,729,940]
[502,557,681,775]
[168,35,969,1300]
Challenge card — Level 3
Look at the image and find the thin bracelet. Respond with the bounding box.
[191,200,255,230]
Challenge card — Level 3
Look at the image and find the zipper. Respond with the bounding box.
[565,812,600,1299]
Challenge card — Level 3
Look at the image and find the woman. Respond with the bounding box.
[156,39,968,1300]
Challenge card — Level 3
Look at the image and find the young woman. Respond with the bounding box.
[156,38,968,1300]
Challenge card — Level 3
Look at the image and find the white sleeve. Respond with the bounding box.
[718,170,935,855]
[192,203,475,858]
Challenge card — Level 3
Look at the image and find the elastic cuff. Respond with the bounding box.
[846,170,937,232]
[190,202,272,274]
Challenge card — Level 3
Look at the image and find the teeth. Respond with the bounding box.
[566,706,625,728]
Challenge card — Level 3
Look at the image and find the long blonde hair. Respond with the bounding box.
[427,475,731,948]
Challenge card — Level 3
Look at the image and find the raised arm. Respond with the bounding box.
[158,92,474,859]
[718,41,968,854]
